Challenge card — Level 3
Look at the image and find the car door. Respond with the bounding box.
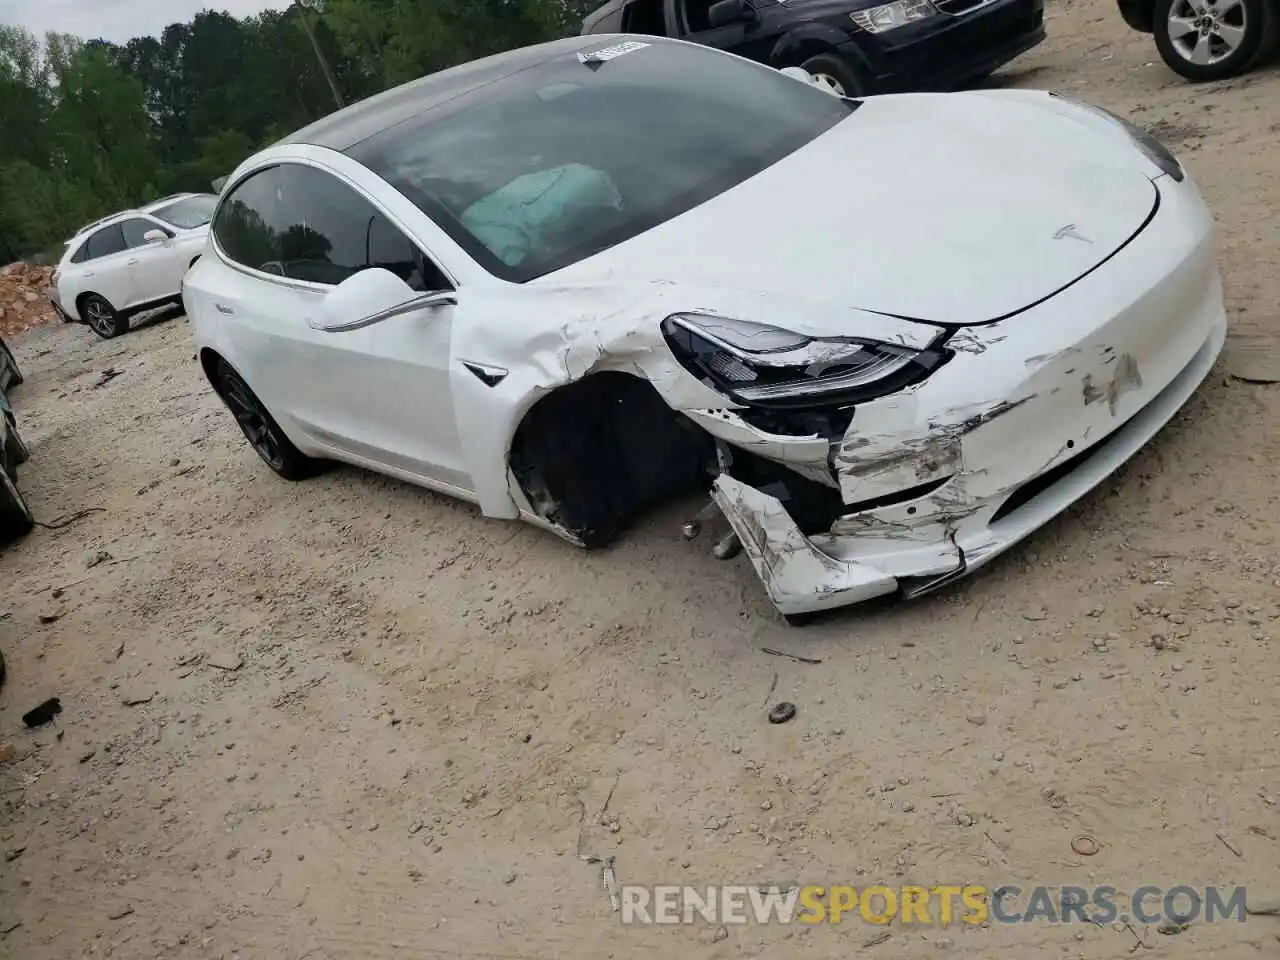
[120,217,181,304]
[210,162,470,493]
[78,223,139,310]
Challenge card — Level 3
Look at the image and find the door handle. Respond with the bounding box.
[214,303,234,315]
[127,258,140,265]
[84,271,95,277]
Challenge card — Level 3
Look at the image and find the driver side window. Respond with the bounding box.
[121,218,171,249]
[681,0,721,32]
[213,163,450,292]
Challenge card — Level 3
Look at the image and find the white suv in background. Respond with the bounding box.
[52,193,217,340]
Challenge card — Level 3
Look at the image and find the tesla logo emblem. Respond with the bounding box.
[1053,223,1092,244]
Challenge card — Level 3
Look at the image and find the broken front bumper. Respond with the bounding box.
[703,175,1227,616]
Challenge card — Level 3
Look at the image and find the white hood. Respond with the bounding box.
[550,91,1158,327]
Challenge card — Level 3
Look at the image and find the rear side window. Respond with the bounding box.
[86,224,126,260]
[70,242,89,264]
[212,164,450,291]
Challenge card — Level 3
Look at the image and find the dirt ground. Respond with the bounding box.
[4,3,1280,957]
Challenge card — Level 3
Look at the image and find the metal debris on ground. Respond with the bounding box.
[575,771,623,912]
[762,672,777,707]
[1215,831,1243,858]
[578,854,620,912]
[760,647,822,665]
[768,702,797,724]
[1070,835,1100,856]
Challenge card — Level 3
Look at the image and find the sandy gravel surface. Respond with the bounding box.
[2,4,1280,956]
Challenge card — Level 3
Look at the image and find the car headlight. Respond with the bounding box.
[662,313,947,409]
[1051,94,1184,182]
[850,0,939,33]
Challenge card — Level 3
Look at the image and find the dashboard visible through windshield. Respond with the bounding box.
[352,41,857,283]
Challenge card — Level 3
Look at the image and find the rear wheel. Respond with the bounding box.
[80,293,127,340]
[800,53,865,97]
[1153,0,1275,80]
[212,360,325,481]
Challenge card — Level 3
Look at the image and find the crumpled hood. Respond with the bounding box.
[547,90,1159,327]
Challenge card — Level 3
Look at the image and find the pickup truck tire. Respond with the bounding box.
[1152,0,1276,81]
[800,53,865,97]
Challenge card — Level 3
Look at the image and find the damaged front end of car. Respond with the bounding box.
[500,181,1225,623]
[660,310,967,618]
[659,242,1224,620]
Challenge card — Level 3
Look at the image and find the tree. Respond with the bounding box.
[0,0,588,260]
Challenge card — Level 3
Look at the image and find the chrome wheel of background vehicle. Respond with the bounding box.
[800,53,864,98]
[81,294,125,340]
[1153,0,1274,80]
[212,360,325,481]
[809,72,846,95]
[1168,0,1246,64]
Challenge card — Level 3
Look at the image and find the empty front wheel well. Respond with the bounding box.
[509,372,716,548]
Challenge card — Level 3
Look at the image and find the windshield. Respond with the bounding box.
[151,194,218,229]
[351,40,855,283]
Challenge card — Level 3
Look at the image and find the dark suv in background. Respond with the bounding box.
[582,0,1046,96]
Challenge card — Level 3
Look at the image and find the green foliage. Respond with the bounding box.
[0,0,593,260]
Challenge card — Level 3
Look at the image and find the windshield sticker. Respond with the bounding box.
[578,40,649,63]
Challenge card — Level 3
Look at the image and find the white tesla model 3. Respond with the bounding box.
[184,35,1227,622]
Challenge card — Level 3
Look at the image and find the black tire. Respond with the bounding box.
[800,53,865,97]
[80,293,127,340]
[0,462,34,544]
[5,415,29,468]
[1,340,22,387]
[212,359,325,481]
[1153,0,1275,81]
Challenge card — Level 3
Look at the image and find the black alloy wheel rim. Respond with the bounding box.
[220,370,284,469]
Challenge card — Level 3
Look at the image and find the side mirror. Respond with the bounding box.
[142,229,169,244]
[309,267,456,333]
[707,0,754,28]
